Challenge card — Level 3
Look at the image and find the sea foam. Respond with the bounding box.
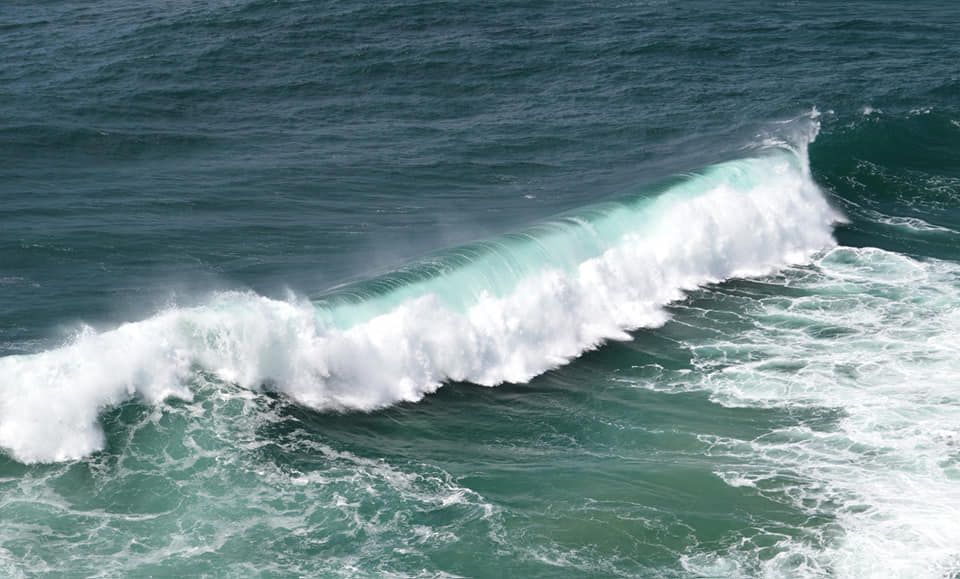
[678,247,960,578]
[0,137,841,463]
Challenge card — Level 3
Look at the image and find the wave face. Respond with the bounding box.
[0,140,841,464]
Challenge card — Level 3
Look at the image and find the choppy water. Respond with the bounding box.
[2,1,959,577]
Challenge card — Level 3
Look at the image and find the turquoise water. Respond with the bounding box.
[2,1,960,576]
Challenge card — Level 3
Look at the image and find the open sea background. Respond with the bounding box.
[2,1,960,576]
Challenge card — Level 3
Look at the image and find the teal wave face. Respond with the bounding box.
[318,147,833,328]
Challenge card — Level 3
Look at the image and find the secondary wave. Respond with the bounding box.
[0,131,842,464]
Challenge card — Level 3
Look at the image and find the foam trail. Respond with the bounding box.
[679,247,960,578]
[0,134,841,463]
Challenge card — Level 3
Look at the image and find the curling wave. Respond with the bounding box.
[0,137,842,463]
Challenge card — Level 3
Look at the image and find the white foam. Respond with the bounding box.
[0,143,841,463]
[864,209,957,234]
[682,247,960,578]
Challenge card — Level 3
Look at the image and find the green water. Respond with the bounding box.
[2,0,960,576]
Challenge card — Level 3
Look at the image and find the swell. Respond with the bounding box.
[0,133,841,463]
[809,108,960,260]
[810,108,960,179]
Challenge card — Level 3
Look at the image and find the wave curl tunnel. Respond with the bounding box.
[0,142,842,463]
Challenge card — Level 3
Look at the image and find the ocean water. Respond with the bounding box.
[2,1,959,576]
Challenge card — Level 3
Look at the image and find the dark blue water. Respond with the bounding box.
[2,1,959,576]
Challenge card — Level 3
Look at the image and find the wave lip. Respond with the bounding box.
[0,143,842,463]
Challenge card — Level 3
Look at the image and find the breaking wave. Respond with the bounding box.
[0,128,841,463]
